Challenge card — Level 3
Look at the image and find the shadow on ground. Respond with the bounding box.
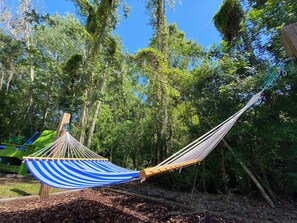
[10,189,32,196]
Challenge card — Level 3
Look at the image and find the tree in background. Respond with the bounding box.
[70,0,126,149]
[213,0,258,65]
[133,0,202,165]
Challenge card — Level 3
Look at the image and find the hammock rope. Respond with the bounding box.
[25,133,104,160]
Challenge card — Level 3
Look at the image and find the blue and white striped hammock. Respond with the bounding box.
[24,158,139,189]
[23,133,140,189]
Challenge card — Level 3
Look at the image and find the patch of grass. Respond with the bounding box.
[0,177,61,198]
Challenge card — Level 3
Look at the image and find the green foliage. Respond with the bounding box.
[213,0,244,42]
[167,24,203,69]
[247,0,297,61]
[122,3,131,19]
[64,53,83,74]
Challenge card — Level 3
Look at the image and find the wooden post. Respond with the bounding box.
[39,112,71,198]
[222,139,275,208]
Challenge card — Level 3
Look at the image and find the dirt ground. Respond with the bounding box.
[0,175,296,223]
[113,182,297,222]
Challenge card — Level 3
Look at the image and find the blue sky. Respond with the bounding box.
[43,0,222,53]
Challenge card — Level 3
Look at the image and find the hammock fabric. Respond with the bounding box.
[24,159,139,189]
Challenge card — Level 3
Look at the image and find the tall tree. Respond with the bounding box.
[70,0,120,147]
[141,0,170,164]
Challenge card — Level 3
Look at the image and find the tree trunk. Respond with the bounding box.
[86,77,106,148]
[156,0,169,163]
[152,133,158,165]
[222,139,275,208]
[6,69,13,92]
[191,163,199,198]
[0,71,4,90]
[241,29,258,66]
[41,108,48,131]
[220,145,229,193]
[156,0,168,54]
[29,63,34,82]
[202,161,207,192]
[160,92,168,161]
[80,91,88,144]
[41,86,52,131]
[25,28,35,133]
[28,80,34,132]
[110,147,113,162]
[158,127,163,162]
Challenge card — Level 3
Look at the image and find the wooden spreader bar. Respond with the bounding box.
[139,159,200,179]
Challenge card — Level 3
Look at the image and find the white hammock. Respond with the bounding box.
[139,90,263,178]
